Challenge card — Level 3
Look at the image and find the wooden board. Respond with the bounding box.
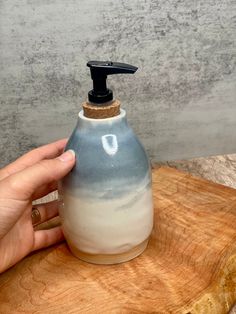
[0,167,236,313]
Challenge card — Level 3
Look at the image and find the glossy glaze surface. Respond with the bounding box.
[60,109,153,255]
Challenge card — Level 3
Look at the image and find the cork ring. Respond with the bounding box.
[31,207,41,226]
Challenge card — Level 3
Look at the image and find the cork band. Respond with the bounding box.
[82,100,120,119]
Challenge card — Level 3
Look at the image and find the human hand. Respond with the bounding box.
[0,139,75,273]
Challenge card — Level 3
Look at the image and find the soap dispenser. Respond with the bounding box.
[59,61,154,264]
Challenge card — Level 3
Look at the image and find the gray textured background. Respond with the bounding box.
[0,0,236,167]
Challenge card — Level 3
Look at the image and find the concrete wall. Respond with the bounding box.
[0,0,236,167]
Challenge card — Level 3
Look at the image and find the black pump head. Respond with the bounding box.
[87,61,138,105]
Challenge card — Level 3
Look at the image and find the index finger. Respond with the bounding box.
[0,138,68,181]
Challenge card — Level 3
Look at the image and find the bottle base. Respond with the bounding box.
[67,238,149,265]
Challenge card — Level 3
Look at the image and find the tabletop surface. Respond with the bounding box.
[0,167,236,314]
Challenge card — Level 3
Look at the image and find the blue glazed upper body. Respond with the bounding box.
[63,109,151,199]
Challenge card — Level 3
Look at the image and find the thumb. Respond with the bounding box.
[2,150,76,200]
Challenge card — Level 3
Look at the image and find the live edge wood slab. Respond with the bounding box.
[0,167,236,314]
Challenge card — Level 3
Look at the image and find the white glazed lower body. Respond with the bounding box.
[60,187,153,264]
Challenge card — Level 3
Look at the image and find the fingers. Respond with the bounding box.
[1,150,76,200]
[32,181,58,201]
[34,216,61,231]
[32,226,64,251]
[32,200,59,226]
[0,139,67,181]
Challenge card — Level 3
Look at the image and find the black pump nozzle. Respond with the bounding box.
[87,61,138,105]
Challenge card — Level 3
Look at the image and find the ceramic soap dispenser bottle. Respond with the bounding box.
[59,61,153,264]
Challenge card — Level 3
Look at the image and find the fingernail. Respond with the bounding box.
[58,150,75,162]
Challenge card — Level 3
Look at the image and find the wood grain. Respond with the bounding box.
[0,167,236,313]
